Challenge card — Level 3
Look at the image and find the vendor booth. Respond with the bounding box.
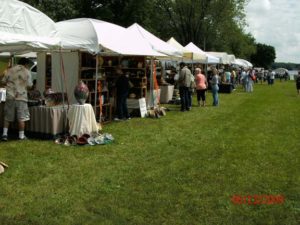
[0,1,100,138]
[43,19,180,123]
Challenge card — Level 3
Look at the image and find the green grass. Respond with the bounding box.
[0,81,299,225]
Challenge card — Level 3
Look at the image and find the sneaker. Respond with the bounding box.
[19,136,28,140]
[1,135,8,141]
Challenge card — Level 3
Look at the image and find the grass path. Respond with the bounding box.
[0,81,299,225]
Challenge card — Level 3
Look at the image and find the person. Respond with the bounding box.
[115,68,131,120]
[246,69,255,92]
[296,71,300,95]
[178,62,192,112]
[240,68,248,91]
[1,57,33,141]
[268,70,275,85]
[188,71,195,109]
[195,68,208,107]
[210,68,220,106]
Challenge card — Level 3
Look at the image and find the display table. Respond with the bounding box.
[67,103,99,137]
[27,105,68,135]
[0,103,68,138]
[160,85,174,103]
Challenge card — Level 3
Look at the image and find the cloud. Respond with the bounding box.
[245,0,300,63]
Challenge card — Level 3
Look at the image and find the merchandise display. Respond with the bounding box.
[74,80,89,105]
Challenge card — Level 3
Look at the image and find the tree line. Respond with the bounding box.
[21,0,276,68]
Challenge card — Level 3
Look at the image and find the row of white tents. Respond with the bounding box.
[0,0,252,68]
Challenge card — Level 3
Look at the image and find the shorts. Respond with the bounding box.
[4,99,30,122]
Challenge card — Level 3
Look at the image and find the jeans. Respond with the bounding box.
[179,86,190,111]
[211,85,219,106]
[116,92,129,119]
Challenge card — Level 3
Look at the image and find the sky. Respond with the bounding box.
[245,0,300,63]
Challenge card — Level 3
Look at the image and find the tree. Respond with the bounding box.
[154,0,251,53]
[20,0,256,59]
[250,43,276,69]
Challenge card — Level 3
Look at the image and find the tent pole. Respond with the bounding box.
[150,57,154,108]
[95,55,99,121]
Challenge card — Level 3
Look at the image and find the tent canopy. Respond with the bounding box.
[206,52,232,64]
[56,18,164,56]
[0,0,60,53]
[232,58,253,68]
[274,68,288,74]
[185,42,219,64]
[127,24,182,58]
[167,37,193,59]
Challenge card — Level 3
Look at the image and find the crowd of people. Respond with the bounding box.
[173,63,300,112]
[1,57,299,140]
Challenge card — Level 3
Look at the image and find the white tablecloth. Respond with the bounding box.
[67,103,99,137]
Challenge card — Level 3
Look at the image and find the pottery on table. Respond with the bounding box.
[74,80,89,105]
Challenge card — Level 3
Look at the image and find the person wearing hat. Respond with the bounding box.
[1,57,33,141]
[115,67,131,120]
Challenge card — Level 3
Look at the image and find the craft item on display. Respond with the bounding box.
[45,92,68,107]
[43,88,54,97]
[74,80,89,105]
[137,62,143,68]
[121,59,129,67]
[27,90,42,106]
[98,56,104,67]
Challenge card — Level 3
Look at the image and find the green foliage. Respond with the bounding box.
[0,82,299,224]
[251,43,276,69]
[19,0,277,63]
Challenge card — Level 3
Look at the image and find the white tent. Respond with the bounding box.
[167,37,193,60]
[227,54,236,64]
[127,24,182,58]
[56,18,164,57]
[206,52,231,64]
[232,58,253,68]
[0,0,60,53]
[185,42,219,64]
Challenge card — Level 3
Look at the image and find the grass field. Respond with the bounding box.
[0,81,299,225]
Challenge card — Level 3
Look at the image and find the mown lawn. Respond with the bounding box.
[0,81,299,225]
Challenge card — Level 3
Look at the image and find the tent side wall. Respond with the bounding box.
[52,52,79,104]
[36,52,46,93]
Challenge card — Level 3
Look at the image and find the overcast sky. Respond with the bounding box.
[245,0,300,63]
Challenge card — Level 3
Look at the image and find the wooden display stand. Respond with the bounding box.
[79,53,112,123]
[78,53,147,122]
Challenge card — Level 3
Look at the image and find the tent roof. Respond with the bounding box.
[206,52,231,64]
[185,42,219,64]
[56,18,164,56]
[232,58,253,68]
[0,0,60,53]
[127,24,182,58]
[167,37,193,59]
